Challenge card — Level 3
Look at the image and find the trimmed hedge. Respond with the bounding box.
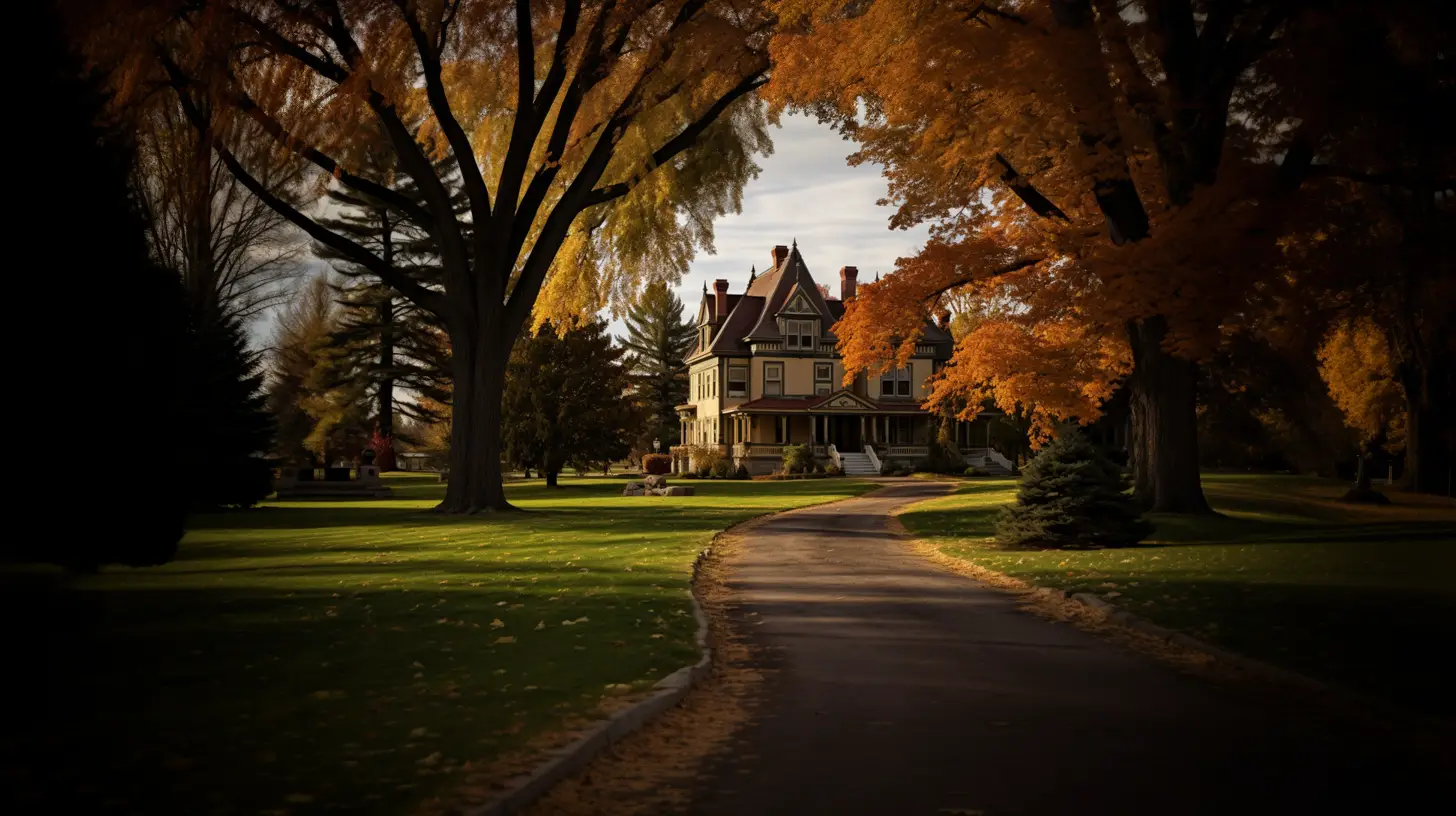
[641,453,671,475]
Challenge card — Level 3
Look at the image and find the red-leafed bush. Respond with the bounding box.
[371,429,397,471]
[642,453,671,475]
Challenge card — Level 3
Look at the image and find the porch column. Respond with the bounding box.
[810,414,817,445]
[860,415,866,448]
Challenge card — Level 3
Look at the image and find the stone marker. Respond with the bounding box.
[644,474,667,489]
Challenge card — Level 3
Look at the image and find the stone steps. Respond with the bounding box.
[961,448,1014,475]
[838,453,879,476]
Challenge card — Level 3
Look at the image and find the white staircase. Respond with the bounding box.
[963,448,1015,476]
[839,451,879,476]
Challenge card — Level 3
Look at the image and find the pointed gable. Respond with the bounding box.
[745,244,835,340]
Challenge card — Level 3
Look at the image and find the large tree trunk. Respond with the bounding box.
[378,294,395,438]
[439,324,513,513]
[1127,316,1213,513]
[1402,393,1454,496]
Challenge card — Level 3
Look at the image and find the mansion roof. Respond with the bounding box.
[690,242,953,360]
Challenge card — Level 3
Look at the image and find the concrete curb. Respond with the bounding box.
[464,545,717,816]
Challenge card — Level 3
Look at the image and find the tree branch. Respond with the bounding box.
[219,82,435,228]
[163,80,447,317]
[585,72,769,207]
[921,257,1045,302]
[992,153,1071,221]
[397,4,492,228]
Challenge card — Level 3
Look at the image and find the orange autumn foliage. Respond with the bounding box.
[928,318,1130,446]
[768,1,1445,509]
[1316,318,1405,450]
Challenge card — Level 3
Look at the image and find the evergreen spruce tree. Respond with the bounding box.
[311,149,457,465]
[181,313,275,508]
[995,426,1152,549]
[620,281,694,450]
[502,321,639,487]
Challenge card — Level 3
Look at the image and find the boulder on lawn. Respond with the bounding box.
[622,482,646,496]
[661,486,695,496]
[643,474,668,489]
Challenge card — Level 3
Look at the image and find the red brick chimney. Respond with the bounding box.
[839,266,859,300]
[713,279,729,322]
[771,245,790,268]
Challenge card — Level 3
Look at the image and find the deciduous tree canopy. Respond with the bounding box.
[767,0,1451,510]
[77,0,774,512]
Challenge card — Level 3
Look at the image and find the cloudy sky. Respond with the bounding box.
[647,113,929,330]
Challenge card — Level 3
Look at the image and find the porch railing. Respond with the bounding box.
[885,445,929,458]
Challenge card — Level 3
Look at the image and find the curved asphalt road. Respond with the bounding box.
[688,482,1447,816]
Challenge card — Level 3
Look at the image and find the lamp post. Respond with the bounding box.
[653,439,661,453]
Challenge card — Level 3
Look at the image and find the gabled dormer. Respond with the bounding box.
[775,282,826,351]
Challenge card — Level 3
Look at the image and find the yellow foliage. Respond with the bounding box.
[1316,318,1405,448]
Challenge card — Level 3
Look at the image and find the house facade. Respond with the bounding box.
[672,242,1003,476]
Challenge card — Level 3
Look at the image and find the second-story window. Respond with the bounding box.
[814,363,832,395]
[764,362,783,396]
[728,364,748,397]
[880,366,912,398]
[785,319,815,349]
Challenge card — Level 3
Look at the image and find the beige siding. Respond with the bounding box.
[687,358,722,444]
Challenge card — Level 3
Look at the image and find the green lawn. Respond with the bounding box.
[899,473,1456,714]
[3,474,872,814]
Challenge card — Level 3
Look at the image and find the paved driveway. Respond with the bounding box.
[689,482,1447,815]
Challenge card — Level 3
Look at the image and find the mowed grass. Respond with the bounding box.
[899,473,1456,714]
[3,473,872,814]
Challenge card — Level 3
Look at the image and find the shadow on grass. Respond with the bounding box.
[2,575,702,814]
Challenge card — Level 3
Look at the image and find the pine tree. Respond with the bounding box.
[620,281,694,450]
[995,426,1151,550]
[311,149,457,456]
[181,313,275,508]
[502,321,639,488]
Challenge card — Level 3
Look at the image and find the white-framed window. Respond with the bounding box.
[728,364,748,397]
[880,366,912,398]
[764,362,783,396]
[814,362,832,395]
[785,319,816,350]
[700,326,711,351]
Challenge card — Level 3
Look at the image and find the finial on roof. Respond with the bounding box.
[702,280,708,294]
[792,237,797,249]
[875,271,881,282]
[748,264,756,283]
